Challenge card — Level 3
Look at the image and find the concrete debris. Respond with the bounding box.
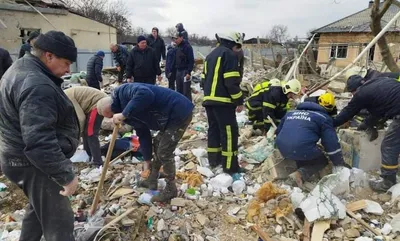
[3,67,400,241]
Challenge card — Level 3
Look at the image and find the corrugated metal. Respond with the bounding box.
[314,4,400,33]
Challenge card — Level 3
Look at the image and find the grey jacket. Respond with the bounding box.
[0,54,80,186]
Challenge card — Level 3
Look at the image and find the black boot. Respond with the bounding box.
[138,161,161,190]
[369,175,396,193]
[151,161,177,203]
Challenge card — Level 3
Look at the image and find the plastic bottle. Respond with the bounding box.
[232,180,246,195]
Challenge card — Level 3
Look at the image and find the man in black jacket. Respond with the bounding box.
[18,31,40,59]
[0,31,79,241]
[110,43,129,83]
[173,31,194,101]
[334,75,400,192]
[147,27,166,63]
[175,23,189,41]
[0,47,13,78]
[126,35,162,84]
[86,51,105,89]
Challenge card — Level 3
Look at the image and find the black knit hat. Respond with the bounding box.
[27,31,40,43]
[34,31,77,62]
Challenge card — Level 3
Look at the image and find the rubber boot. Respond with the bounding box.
[369,175,396,193]
[138,161,161,190]
[151,161,177,203]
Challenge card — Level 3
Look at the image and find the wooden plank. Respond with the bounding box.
[346,209,381,236]
[311,220,330,241]
[250,225,273,241]
[346,200,367,212]
[303,219,311,241]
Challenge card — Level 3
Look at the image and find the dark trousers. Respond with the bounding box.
[0,164,74,241]
[248,110,264,130]
[206,106,240,173]
[83,108,104,165]
[168,72,176,90]
[176,70,192,101]
[152,115,192,181]
[134,77,156,85]
[87,80,100,90]
[117,65,125,83]
[296,155,328,181]
[381,118,400,179]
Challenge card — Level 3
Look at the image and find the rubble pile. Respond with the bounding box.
[2,67,400,241]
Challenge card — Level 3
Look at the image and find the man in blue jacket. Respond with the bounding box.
[97,83,194,203]
[172,31,194,101]
[165,43,176,90]
[276,101,345,187]
[86,51,104,89]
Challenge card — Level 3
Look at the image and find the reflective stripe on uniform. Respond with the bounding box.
[246,101,262,111]
[223,71,240,79]
[231,91,243,100]
[204,61,207,74]
[253,121,264,126]
[225,125,232,169]
[263,102,276,109]
[222,150,238,156]
[210,57,222,97]
[326,148,341,155]
[204,96,232,103]
[201,73,205,78]
[382,164,399,169]
[264,119,271,123]
[207,147,222,153]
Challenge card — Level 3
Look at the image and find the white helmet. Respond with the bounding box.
[269,78,281,87]
[345,66,367,80]
[282,79,301,95]
[215,32,244,45]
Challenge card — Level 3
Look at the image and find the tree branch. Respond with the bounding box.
[378,0,394,19]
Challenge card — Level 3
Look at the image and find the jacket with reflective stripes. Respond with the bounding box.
[276,102,344,165]
[246,81,270,112]
[201,45,243,106]
[262,86,288,128]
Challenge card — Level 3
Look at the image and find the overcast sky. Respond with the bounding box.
[125,0,370,40]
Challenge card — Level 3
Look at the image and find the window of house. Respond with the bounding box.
[330,44,348,59]
[20,28,41,44]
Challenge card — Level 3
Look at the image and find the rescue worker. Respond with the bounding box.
[110,43,129,83]
[304,92,337,117]
[345,66,400,83]
[246,79,281,130]
[202,32,244,173]
[97,83,193,203]
[262,79,301,131]
[276,100,345,187]
[65,86,109,166]
[333,75,400,192]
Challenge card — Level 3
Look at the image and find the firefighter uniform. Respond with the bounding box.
[262,86,289,131]
[202,45,243,173]
[246,81,270,130]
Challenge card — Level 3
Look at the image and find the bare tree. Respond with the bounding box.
[370,0,400,72]
[268,25,290,44]
[164,27,176,38]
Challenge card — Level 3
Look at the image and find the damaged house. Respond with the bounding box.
[0,0,117,71]
[312,1,400,68]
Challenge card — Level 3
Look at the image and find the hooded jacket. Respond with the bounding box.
[125,46,161,84]
[166,45,176,77]
[0,48,13,78]
[147,34,166,61]
[334,76,400,127]
[0,54,80,186]
[276,102,344,165]
[111,83,194,160]
[86,54,103,88]
[176,23,189,41]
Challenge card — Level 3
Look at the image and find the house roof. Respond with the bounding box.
[312,2,400,33]
[243,38,281,45]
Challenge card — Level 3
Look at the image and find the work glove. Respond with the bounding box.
[366,127,378,142]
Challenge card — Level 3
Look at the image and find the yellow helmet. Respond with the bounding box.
[318,92,336,111]
[269,78,281,87]
[345,66,367,80]
[282,79,301,95]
